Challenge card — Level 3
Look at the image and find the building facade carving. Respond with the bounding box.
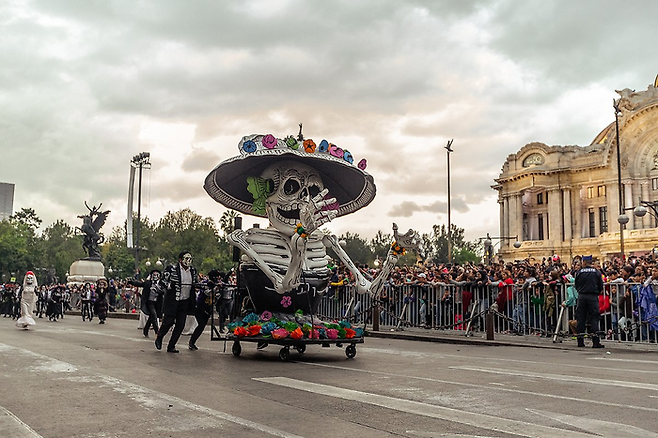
[493,78,658,262]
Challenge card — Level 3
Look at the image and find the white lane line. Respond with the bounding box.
[588,357,658,364]
[0,343,303,438]
[452,366,658,391]
[296,361,658,413]
[0,406,43,438]
[362,346,658,374]
[254,377,600,438]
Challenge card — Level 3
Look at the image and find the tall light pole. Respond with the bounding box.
[131,152,151,276]
[445,139,454,264]
[613,100,625,261]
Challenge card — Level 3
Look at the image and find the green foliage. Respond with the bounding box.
[40,220,85,282]
[327,231,373,267]
[421,223,479,264]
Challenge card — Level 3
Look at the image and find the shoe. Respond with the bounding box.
[188,344,198,351]
[155,338,162,350]
[256,342,268,350]
[143,333,149,338]
[592,343,605,349]
[167,348,179,353]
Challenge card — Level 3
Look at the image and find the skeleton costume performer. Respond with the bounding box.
[16,271,37,329]
[204,132,418,315]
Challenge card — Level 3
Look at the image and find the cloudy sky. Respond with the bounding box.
[2,0,657,243]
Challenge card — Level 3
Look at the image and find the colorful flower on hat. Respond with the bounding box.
[242,140,257,153]
[285,136,299,150]
[318,139,330,153]
[357,158,367,170]
[262,134,277,149]
[303,139,316,153]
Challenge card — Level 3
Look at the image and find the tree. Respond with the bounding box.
[11,208,42,232]
[327,231,373,267]
[152,209,233,274]
[423,224,478,264]
[40,220,85,283]
[219,210,241,237]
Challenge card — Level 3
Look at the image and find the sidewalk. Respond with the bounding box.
[368,326,658,353]
[84,311,658,353]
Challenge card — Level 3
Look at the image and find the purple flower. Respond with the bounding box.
[262,134,277,149]
[281,295,292,308]
[260,310,272,321]
[357,158,367,170]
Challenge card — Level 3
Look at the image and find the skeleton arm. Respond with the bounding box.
[324,223,419,298]
[227,229,287,293]
[323,234,372,295]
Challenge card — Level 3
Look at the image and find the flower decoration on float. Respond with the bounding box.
[391,241,406,256]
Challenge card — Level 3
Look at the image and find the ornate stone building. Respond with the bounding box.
[493,77,658,262]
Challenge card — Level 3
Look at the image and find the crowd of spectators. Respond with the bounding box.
[325,253,658,342]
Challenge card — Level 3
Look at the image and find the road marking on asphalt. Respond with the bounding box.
[451,366,658,391]
[254,377,611,438]
[588,357,658,364]
[0,343,304,438]
[296,361,658,412]
[0,406,43,438]
[361,346,658,374]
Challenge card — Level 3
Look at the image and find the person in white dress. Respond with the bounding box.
[16,271,37,329]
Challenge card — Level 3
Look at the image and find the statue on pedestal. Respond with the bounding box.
[77,202,110,260]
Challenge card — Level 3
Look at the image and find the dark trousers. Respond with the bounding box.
[157,300,188,350]
[144,301,160,336]
[189,310,210,347]
[576,294,600,338]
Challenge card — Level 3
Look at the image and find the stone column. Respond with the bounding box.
[563,188,572,241]
[641,181,651,229]
[503,196,511,247]
[631,182,641,230]
[607,183,618,233]
[548,189,562,243]
[573,186,582,240]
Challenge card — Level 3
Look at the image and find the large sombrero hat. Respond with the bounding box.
[204,133,376,218]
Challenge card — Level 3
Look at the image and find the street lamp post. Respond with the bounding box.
[131,152,151,276]
[614,101,625,261]
[445,139,454,264]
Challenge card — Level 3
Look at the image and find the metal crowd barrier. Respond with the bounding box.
[315,281,658,344]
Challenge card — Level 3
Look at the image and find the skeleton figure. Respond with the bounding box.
[16,271,38,329]
[228,160,418,304]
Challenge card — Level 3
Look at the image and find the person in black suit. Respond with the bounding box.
[129,269,163,337]
[154,251,197,353]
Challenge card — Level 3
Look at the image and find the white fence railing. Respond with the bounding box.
[316,282,658,344]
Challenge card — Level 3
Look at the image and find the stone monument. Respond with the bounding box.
[68,202,110,285]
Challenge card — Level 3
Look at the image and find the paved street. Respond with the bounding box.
[1,315,657,438]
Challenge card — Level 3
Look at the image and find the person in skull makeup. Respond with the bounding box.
[154,251,197,353]
[129,269,163,337]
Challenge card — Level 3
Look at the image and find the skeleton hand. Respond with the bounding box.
[299,188,338,234]
[392,222,420,252]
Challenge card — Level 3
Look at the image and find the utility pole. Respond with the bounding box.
[445,139,454,264]
[131,152,151,277]
[613,101,626,261]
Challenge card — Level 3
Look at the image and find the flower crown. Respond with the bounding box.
[240,134,368,170]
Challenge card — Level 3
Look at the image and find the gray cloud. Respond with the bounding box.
[1,0,656,240]
[389,197,469,218]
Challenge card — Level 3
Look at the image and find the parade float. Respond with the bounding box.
[204,128,418,360]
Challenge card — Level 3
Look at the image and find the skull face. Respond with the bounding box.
[262,161,325,233]
[25,273,36,284]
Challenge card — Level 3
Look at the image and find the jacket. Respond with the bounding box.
[159,263,197,316]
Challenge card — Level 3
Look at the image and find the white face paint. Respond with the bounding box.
[261,161,325,234]
[151,272,161,282]
[181,254,193,268]
[25,274,36,284]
